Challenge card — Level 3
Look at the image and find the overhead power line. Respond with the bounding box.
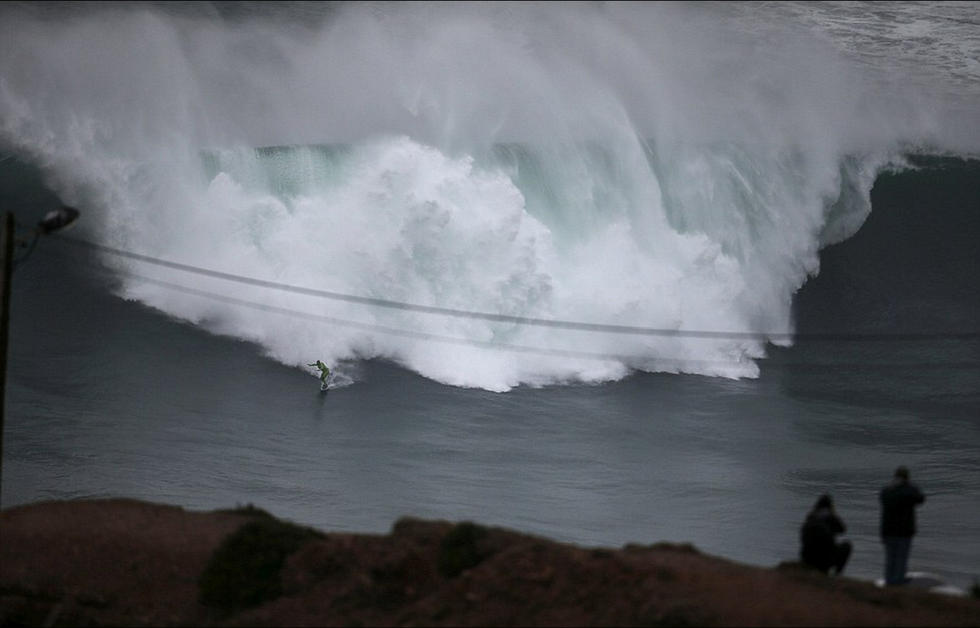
[59,236,763,339]
[56,235,980,342]
[43,243,980,369]
[97,268,980,371]
[121,271,748,369]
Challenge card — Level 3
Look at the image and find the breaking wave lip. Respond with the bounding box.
[82,135,894,392]
[1,2,977,391]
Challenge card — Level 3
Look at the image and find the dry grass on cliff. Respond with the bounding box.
[2,499,978,626]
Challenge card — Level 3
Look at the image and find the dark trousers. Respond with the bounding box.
[802,541,852,575]
[882,536,913,585]
[832,541,853,574]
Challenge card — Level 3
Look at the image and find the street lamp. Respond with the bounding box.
[0,206,81,505]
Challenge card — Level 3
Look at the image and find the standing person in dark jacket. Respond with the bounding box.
[879,466,925,585]
[800,494,852,574]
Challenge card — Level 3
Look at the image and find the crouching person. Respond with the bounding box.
[800,494,852,575]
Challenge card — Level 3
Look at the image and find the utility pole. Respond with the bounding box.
[0,207,78,507]
[0,212,14,506]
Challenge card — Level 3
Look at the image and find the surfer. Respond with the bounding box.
[308,360,331,386]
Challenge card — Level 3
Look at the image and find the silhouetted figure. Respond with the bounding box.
[800,494,852,575]
[880,466,925,586]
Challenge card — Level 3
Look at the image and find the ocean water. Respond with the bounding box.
[1,2,978,589]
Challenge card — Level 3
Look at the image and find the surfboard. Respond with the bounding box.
[318,371,354,392]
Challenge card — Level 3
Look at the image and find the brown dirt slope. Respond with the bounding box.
[1,499,978,626]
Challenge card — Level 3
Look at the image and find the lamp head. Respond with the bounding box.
[38,206,80,234]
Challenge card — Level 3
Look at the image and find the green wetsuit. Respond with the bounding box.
[308,361,331,383]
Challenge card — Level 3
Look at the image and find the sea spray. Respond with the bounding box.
[1,2,977,390]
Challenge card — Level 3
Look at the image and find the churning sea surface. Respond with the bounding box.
[1,2,978,589]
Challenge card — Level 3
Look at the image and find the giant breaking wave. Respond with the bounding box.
[1,2,978,390]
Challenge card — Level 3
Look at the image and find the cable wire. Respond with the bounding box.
[118,270,752,369]
[49,244,980,370]
[55,234,980,342]
[109,269,980,371]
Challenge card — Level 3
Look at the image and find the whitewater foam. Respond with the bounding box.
[1,2,977,390]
